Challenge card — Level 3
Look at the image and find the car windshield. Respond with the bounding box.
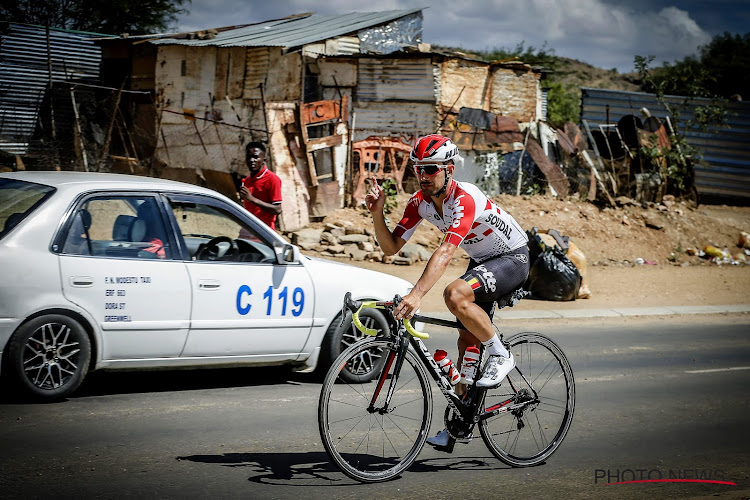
[0,178,56,240]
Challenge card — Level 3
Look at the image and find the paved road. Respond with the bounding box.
[0,314,748,499]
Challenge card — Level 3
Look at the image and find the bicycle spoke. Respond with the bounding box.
[480,333,575,467]
[320,338,432,482]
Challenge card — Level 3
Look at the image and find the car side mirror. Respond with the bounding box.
[273,241,297,264]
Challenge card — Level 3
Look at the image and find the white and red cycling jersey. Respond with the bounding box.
[393,179,528,263]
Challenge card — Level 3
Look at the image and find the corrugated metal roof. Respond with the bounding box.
[580,87,750,200]
[150,9,422,49]
[0,23,103,155]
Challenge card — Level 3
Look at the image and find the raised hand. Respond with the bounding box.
[365,176,386,213]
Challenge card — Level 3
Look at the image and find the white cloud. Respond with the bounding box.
[176,0,713,72]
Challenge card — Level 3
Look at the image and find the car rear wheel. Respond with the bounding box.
[318,308,389,383]
[7,315,91,401]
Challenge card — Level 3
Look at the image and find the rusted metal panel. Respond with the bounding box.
[0,23,106,155]
[358,58,435,102]
[318,58,357,87]
[489,65,540,121]
[301,95,347,125]
[580,87,750,200]
[352,101,437,142]
[243,47,270,99]
[214,47,246,100]
[263,49,301,102]
[266,104,310,231]
[440,59,490,113]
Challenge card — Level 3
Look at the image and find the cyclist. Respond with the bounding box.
[365,134,530,448]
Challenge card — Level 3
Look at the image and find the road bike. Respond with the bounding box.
[318,290,575,483]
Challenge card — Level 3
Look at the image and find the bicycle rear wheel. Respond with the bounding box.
[318,338,432,483]
[479,332,575,467]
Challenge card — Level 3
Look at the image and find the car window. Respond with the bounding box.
[0,178,55,240]
[169,199,276,263]
[61,196,172,260]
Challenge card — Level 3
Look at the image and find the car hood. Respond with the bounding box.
[302,255,413,300]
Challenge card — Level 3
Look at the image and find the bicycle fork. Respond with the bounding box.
[366,335,410,415]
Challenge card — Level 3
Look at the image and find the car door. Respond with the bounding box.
[165,194,314,358]
[58,194,192,360]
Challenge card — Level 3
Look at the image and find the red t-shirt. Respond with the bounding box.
[242,165,282,230]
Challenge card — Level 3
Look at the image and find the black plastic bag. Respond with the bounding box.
[525,248,581,301]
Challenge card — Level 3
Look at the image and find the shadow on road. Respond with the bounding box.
[176,451,508,485]
[0,365,317,403]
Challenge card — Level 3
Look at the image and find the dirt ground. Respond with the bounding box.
[301,193,750,313]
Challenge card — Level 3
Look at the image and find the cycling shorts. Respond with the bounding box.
[460,246,530,319]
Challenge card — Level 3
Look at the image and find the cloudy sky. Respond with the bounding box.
[175,0,748,73]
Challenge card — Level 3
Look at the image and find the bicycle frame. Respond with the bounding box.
[322,292,575,481]
[349,293,538,433]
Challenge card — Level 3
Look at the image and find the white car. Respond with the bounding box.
[0,171,412,400]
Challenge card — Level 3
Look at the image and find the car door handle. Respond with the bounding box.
[198,279,221,290]
[69,276,94,287]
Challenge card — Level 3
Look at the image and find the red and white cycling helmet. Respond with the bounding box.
[410,134,460,163]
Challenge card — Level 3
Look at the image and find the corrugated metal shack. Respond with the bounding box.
[0,23,108,160]
[581,87,750,201]
[92,9,546,230]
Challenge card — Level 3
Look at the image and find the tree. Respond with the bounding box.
[634,55,728,195]
[1,0,190,35]
[645,32,750,100]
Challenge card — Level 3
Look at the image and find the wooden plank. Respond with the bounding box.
[306,134,345,152]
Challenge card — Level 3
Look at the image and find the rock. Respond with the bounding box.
[358,241,374,252]
[345,226,366,235]
[615,196,638,206]
[329,226,346,237]
[368,250,385,262]
[291,228,324,247]
[350,249,369,261]
[344,243,359,255]
[297,240,319,250]
[392,256,414,265]
[644,218,664,230]
[327,244,346,254]
[400,243,432,261]
[320,231,339,245]
[339,234,370,244]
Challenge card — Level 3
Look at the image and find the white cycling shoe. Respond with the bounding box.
[426,429,471,447]
[476,352,515,388]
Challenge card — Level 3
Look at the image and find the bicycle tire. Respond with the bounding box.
[318,338,432,483]
[479,332,575,467]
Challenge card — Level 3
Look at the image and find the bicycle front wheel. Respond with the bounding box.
[479,332,575,467]
[318,338,432,483]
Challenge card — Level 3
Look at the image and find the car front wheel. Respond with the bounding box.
[318,308,389,383]
[7,315,91,401]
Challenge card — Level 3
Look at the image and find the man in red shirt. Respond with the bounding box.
[239,142,282,230]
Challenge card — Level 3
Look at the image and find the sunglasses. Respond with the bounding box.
[413,164,447,176]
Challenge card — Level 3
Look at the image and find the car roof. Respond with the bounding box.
[0,171,218,196]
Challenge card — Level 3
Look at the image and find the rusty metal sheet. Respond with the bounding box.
[301,96,347,125]
[352,101,437,142]
[263,49,301,102]
[526,138,569,197]
[266,105,310,231]
[243,47,270,99]
[357,58,435,102]
[318,58,357,87]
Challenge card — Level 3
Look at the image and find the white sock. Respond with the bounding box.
[482,334,509,357]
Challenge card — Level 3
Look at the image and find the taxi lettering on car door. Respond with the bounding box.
[167,195,314,358]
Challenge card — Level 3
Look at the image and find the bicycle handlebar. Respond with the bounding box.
[342,292,429,339]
